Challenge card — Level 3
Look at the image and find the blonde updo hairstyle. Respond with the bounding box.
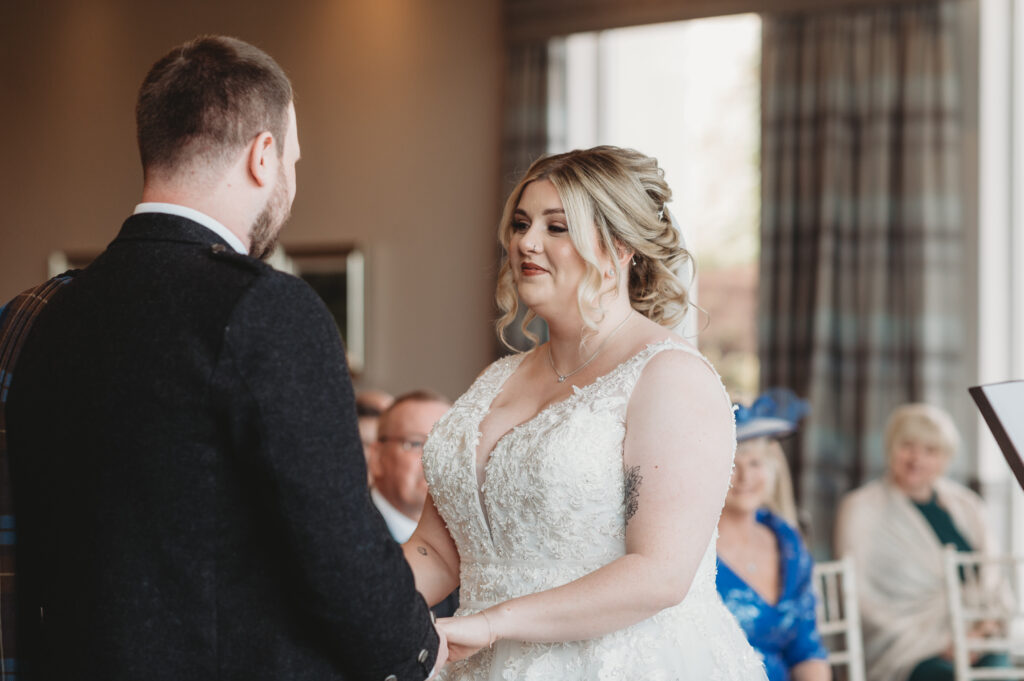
[496,146,693,350]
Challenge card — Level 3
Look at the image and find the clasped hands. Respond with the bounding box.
[433,611,498,668]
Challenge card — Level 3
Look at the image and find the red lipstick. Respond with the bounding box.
[521,262,547,276]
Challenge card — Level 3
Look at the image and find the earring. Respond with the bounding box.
[606,267,615,277]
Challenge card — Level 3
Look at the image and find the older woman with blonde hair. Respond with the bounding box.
[717,389,831,681]
[834,403,1010,681]
[401,146,767,679]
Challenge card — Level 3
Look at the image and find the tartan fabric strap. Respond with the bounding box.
[0,272,76,680]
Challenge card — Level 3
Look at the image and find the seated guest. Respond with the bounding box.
[835,403,1010,681]
[369,389,458,617]
[717,389,831,681]
[370,390,449,542]
[355,390,393,487]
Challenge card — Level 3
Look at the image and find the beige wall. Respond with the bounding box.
[1,0,503,400]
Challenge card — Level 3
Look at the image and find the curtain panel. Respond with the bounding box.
[760,1,963,552]
[501,43,549,199]
[499,42,550,354]
[504,0,943,43]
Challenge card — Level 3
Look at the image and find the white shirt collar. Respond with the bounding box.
[134,202,247,255]
[370,488,419,543]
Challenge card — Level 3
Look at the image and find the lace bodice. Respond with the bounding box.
[423,340,767,681]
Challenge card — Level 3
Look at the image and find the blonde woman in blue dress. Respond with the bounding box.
[402,146,767,680]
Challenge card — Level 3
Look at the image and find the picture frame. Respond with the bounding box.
[271,244,365,374]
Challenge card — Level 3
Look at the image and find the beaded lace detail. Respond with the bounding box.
[424,340,767,681]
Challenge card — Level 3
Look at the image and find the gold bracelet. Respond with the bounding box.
[481,610,497,648]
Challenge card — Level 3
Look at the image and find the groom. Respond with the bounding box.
[3,36,443,680]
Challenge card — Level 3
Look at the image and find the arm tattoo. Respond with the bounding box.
[624,465,643,523]
[417,546,428,556]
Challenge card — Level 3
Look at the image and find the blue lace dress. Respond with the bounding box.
[716,509,827,681]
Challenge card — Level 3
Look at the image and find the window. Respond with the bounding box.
[547,15,762,399]
[977,0,1024,557]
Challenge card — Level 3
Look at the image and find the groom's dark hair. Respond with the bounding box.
[136,35,292,178]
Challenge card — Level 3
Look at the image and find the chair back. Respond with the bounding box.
[813,556,866,681]
[942,546,1024,680]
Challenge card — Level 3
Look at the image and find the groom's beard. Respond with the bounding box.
[249,167,291,261]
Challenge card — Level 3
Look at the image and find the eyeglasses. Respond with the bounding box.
[378,435,428,452]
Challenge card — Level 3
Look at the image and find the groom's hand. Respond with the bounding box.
[428,621,449,678]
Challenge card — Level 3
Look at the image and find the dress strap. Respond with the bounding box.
[625,339,735,416]
[460,351,527,409]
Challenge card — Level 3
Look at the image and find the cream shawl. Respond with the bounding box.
[834,477,999,681]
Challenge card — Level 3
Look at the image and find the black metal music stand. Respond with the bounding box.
[969,380,1024,492]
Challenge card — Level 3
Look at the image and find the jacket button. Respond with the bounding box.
[384,676,398,681]
[418,648,429,663]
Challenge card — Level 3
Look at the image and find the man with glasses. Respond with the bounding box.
[370,390,451,542]
[369,390,459,618]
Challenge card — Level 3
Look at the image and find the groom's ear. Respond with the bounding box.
[246,131,276,187]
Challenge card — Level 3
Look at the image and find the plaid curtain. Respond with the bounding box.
[501,42,549,199]
[499,41,550,353]
[760,1,963,553]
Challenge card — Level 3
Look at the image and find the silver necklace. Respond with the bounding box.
[548,311,634,383]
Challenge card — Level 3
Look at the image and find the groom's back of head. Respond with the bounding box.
[135,35,293,183]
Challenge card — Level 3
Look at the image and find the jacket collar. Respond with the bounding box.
[112,212,233,249]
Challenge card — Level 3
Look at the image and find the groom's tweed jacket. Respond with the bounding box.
[5,213,437,681]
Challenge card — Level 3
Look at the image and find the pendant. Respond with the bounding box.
[558,376,566,383]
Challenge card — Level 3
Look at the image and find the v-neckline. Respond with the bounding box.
[475,339,682,471]
[718,516,787,608]
[469,338,688,548]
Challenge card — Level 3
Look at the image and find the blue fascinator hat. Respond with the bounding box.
[733,388,809,443]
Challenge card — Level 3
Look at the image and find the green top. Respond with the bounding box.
[913,491,973,553]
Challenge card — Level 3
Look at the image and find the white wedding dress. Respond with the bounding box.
[423,340,768,681]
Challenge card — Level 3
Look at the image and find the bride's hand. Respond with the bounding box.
[436,613,495,662]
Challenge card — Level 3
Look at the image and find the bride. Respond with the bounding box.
[403,146,767,680]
